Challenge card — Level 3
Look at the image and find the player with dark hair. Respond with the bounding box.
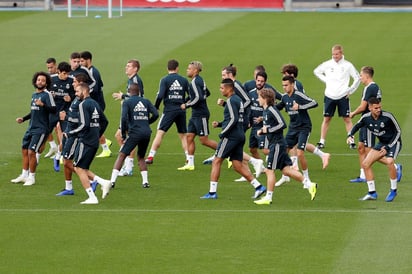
[67,83,111,204]
[347,97,402,202]
[108,83,158,188]
[11,71,56,186]
[254,88,318,205]
[145,59,190,166]
[200,78,266,200]
[80,50,112,158]
[274,75,330,188]
[112,59,145,176]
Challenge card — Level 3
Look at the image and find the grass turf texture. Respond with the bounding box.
[0,10,411,273]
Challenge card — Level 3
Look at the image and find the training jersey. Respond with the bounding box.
[64,97,81,133]
[276,91,318,130]
[219,94,244,139]
[27,90,56,134]
[70,66,96,93]
[155,73,189,112]
[262,105,287,145]
[121,95,158,139]
[295,79,305,93]
[50,74,75,113]
[244,80,282,101]
[360,82,382,115]
[314,55,360,99]
[128,74,144,97]
[185,75,210,118]
[89,65,106,111]
[349,110,401,149]
[248,88,264,129]
[67,97,108,148]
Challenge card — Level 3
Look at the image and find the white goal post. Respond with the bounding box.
[67,0,123,18]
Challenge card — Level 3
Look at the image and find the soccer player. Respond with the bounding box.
[347,97,402,202]
[80,50,112,158]
[281,63,305,94]
[178,61,218,171]
[244,64,282,100]
[108,83,158,188]
[203,64,265,177]
[274,76,330,187]
[314,44,360,149]
[66,83,111,204]
[254,88,318,205]
[43,57,60,158]
[48,61,75,172]
[46,57,58,75]
[11,71,56,186]
[145,59,190,165]
[200,78,266,200]
[112,59,145,176]
[234,70,273,182]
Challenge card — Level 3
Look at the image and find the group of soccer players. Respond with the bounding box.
[11,45,403,204]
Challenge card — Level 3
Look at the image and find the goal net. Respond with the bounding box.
[67,0,123,18]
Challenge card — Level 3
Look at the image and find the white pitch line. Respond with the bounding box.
[1,208,412,214]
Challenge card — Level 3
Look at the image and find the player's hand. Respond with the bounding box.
[180,104,186,110]
[16,117,23,124]
[34,98,44,106]
[217,98,225,106]
[212,121,219,128]
[346,136,354,145]
[112,91,123,100]
[63,95,72,102]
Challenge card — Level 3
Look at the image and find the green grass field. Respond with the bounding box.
[0,10,411,273]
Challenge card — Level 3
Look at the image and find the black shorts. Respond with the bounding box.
[22,130,47,153]
[323,96,350,117]
[62,135,78,160]
[157,110,187,133]
[120,134,151,158]
[187,116,209,136]
[73,142,98,170]
[285,128,310,150]
[266,142,292,171]
[249,127,266,149]
[215,136,245,162]
[359,127,376,148]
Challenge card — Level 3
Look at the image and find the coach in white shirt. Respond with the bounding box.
[314,44,360,149]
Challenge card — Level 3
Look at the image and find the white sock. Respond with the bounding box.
[187,155,194,166]
[250,179,261,188]
[49,141,57,149]
[313,147,324,157]
[248,157,258,165]
[22,169,29,177]
[366,180,376,192]
[360,168,365,179]
[148,150,156,157]
[302,169,310,181]
[111,169,120,183]
[36,153,41,164]
[141,170,148,184]
[85,187,97,199]
[55,151,61,160]
[210,181,218,193]
[124,157,134,171]
[65,180,73,190]
[266,191,273,200]
[290,156,298,167]
[302,178,311,188]
[320,139,325,145]
[93,175,104,185]
[390,178,397,190]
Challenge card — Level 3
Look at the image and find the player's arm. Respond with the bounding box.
[350,100,368,118]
